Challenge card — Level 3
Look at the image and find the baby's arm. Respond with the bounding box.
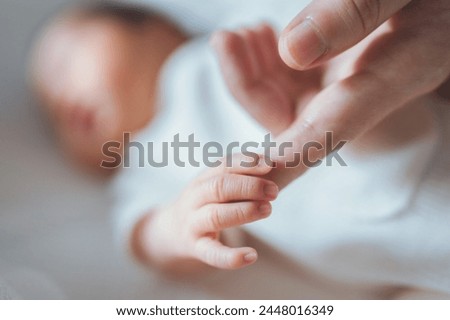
[132,154,279,274]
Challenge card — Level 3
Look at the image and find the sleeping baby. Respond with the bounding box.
[30,2,450,296]
[30,3,281,273]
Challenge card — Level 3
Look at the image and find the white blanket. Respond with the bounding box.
[112,23,450,296]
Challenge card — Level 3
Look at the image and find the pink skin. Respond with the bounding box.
[30,12,186,172]
[210,24,320,137]
[138,16,439,273]
[32,1,448,274]
[31,14,279,273]
[133,154,279,274]
[211,6,448,188]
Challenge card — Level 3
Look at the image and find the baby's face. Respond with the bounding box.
[31,13,185,169]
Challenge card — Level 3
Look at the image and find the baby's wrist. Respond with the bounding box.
[131,205,213,275]
[132,207,174,266]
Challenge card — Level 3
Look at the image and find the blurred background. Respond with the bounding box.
[0,0,189,299]
[0,0,121,299]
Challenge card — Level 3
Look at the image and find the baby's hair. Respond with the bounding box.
[74,1,158,28]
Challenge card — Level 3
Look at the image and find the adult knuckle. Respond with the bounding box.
[372,34,449,95]
[299,117,323,138]
[341,0,381,35]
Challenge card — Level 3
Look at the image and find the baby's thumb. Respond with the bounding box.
[195,238,258,270]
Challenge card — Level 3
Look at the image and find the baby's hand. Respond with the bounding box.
[134,154,279,273]
[211,24,321,136]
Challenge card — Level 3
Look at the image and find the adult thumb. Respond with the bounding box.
[279,0,411,69]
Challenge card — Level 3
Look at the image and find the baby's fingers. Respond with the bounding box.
[194,174,278,206]
[211,30,257,90]
[200,153,273,179]
[194,237,257,269]
[195,201,271,233]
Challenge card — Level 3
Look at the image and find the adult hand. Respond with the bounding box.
[271,0,450,187]
[214,0,449,189]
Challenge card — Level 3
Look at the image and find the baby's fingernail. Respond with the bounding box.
[243,252,258,263]
[258,203,272,215]
[264,184,279,199]
[280,18,327,69]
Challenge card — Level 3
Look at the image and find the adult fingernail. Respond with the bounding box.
[264,184,279,199]
[280,17,327,69]
[258,203,272,215]
[244,252,258,263]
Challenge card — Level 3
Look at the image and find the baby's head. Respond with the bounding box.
[30,3,186,172]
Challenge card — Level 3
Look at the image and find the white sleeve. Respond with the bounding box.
[109,38,208,255]
[110,167,162,254]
